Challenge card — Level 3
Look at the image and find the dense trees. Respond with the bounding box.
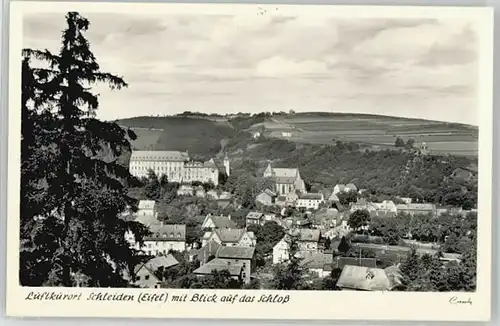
[348,210,371,232]
[368,212,477,252]
[270,237,307,290]
[20,12,150,286]
[247,221,285,266]
[399,248,476,292]
[230,137,476,209]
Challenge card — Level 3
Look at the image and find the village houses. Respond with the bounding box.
[245,211,264,226]
[272,229,321,264]
[132,254,179,288]
[296,192,325,210]
[201,214,237,229]
[255,188,277,206]
[333,183,358,195]
[202,228,257,248]
[130,224,187,255]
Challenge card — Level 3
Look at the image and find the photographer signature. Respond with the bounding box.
[449,296,472,305]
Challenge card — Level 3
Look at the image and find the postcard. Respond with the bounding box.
[5,1,493,322]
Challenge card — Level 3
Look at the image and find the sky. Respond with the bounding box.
[23,11,480,125]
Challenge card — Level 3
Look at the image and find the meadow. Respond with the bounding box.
[265,113,478,157]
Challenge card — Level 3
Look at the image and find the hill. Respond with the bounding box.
[116,116,236,159]
[230,112,478,157]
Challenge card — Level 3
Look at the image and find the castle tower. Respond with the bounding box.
[223,153,230,176]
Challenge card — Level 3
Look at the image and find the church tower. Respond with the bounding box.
[223,153,230,176]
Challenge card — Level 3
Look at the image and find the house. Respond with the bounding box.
[399,197,412,204]
[263,213,277,223]
[201,214,237,229]
[132,254,179,288]
[263,163,306,195]
[255,189,277,206]
[192,258,245,283]
[282,216,312,230]
[272,229,321,264]
[219,191,232,200]
[191,239,221,265]
[177,185,194,196]
[246,211,264,226]
[195,186,206,198]
[396,203,437,216]
[328,193,340,203]
[296,193,325,210]
[215,246,256,284]
[333,183,357,195]
[206,189,219,200]
[336,264,403,291]
[133,200,158,226]
[373,200,398,213]
[135,224,187,255]
[311,208,339,229]
[201,228,256,248]
[350,198,378,214]
[299,251,334,278]
[275,195,288,207]
[450,167,476,182]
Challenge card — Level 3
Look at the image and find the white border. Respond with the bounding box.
[5,2,494,322]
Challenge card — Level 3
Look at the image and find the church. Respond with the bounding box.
[129,150,230,186]
[263,163,306,195]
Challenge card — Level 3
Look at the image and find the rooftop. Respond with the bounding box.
[336,265,402,291]
[145,224,186,241]
[130,150,189,162]
[216,246,255,260]
[193,258,244,276]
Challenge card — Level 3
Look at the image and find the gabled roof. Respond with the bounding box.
[246,212,264,220]
[216,246,255,260]
[299,251,333,270]
[134,254,179,274]
[193,258,244,276]
[206,215,237,229]
[145,224,186,241]
[336,265,402,291]
[196,239,221,262]
[272,168,299,178]
[335,184,346,191]
[215,228,247,243]
[345,183,358,191]
[260,189,277,197]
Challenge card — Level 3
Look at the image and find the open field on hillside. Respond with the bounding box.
[265,113,478,157]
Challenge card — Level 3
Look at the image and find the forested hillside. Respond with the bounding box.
[116,116,236,158]
[226,136,477,209]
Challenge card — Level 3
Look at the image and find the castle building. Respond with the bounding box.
[129,150,230,186]
[263,163,306,195]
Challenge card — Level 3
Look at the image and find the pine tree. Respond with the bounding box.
[20,12,150,287]
[337,236,350,255]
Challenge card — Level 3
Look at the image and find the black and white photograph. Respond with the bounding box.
[6,2,493,321]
